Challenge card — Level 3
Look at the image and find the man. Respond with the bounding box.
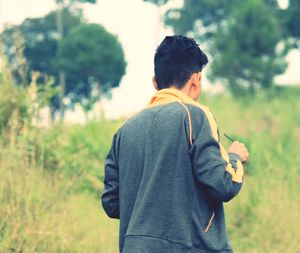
[102,35,249,253]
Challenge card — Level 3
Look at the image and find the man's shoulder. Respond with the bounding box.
[125,102,188,123]
[183,102,213,124]
[119,102,215,137]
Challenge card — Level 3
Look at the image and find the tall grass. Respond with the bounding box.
[201,91,300,253]
[0,66,121,252]
[0,110,121,252]
[1,66,299,252]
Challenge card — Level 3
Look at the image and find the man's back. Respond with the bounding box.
[102,93,244,252]
[119,103,200,252]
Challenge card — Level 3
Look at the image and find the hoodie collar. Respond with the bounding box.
[147,88,209,111]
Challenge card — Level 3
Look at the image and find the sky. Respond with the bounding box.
[0,0,299,120]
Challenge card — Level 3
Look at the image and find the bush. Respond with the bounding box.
[0,71,29,141]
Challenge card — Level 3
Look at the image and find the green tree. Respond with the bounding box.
[159,0,279,43]
[211,0,287,94]
[57,23,126,113]
[1,10,81,80]
[1,7,127,118]
[55,0,97,118]
[1,10,82,117]
[145,0,287,94]
[283,0,300,48]
[166,0,237,43]
[144,0,169,6]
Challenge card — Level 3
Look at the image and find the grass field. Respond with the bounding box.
[1,84,300,252]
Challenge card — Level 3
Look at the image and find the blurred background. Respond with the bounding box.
[0,0,299,252]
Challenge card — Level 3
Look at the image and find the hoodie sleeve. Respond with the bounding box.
[189,107,244,203]
[101,128,122,219]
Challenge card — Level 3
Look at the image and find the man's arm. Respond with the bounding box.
[101,129,122,219]
[189,109,249,202]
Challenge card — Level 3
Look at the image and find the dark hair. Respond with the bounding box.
[154,35,208,90]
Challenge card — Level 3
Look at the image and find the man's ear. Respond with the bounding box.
[191,72,201,88]
[152,76,159,90]
[197,72,202,86]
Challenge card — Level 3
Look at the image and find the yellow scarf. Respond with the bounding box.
[147,88,209,111]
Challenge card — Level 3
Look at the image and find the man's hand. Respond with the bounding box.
[228,141,249,163]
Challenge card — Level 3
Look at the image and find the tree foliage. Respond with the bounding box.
[1,4,126,114]
[212,0,287,94]
[56,0,97,6]
[57,23,126,105]
[165,0,237,43]
[145,0,289,94]
[1,9,81,86]
[144,0,169,6]
[283,0,300,47]
[163,0,279,43]
[1,9,82,114]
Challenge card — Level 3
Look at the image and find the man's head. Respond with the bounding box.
[153,35,208,100]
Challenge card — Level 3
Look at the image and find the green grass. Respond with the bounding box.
[201,92,300,253]
[0,87,299,252]
[0,119,120,252]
